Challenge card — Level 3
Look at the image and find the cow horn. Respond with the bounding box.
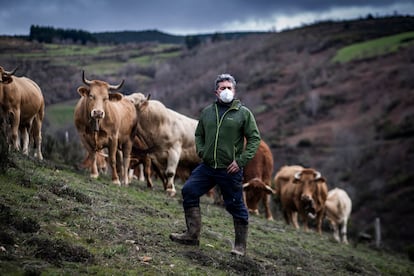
[5,67,17,75]
[265,185,275,194]
[108,79,125,91]
[294,172,301,180]
[82,70,93,85]
[242,182,250,188]
[315,171,321,179]
[146,94,151,100]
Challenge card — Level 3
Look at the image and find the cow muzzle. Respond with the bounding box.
[91,109,105,119]
[301,195,315,214]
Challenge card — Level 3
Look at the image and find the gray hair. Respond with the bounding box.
[215,73,236,90]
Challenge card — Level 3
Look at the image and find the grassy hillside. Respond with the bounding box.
[0,152,413,275]
[332,31,414,63]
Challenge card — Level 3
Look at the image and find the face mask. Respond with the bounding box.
[219,88,234,103]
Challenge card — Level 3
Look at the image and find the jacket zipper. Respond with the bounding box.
[213,104,232,169]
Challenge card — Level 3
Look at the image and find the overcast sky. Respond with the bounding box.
[1,0,413,36]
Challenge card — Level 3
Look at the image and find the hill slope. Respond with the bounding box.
[0,152,413,274]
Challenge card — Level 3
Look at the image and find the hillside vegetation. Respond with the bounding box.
[0,15,414,258]
[0,151,413,275]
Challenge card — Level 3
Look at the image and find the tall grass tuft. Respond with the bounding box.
[0,128,10,174]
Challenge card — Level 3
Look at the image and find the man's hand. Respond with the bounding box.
[227,160,240,174]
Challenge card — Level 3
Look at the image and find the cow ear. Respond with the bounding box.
[137,98,150,110]
[2,74,13,84]
[317,177,327,184]
[77,86,89,97]
[109,92,123,102]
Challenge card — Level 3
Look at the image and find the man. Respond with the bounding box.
[170,73,261,256]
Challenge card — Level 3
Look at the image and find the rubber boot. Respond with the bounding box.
[231,218,248,256]
[170,207,201,246]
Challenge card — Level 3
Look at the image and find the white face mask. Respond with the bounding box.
[219,88,234,103]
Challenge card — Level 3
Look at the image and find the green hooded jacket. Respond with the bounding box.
[195,99,261,169]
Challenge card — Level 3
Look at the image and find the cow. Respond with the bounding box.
[0,66,44,159]
[129,135,204,194]
[242,140,275,220]
[325,188,352,244]
[129,135,155,188]
[74,71,137,186]
[80,150,108,175]
[126,92,201,197]
[275,165,328,233]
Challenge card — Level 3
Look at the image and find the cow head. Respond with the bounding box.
[77,71,124,120]
[243,177,275,211]
[293,169,323,216]
[0,66,17,84]
[125,92,151,111]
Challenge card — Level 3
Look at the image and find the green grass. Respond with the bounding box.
[0,42,182,70]
[0,153,413,275]
[45,100,77,127]
[332,31,414,63]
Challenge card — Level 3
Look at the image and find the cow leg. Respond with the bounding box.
[31,114,43,160]
[292,212,300,230]
[20,126,30,155]
[330,220,340,242]
[264,194,274,221]
[165,147,181,197]
[341,219,349,244]
[89,151,99,179]
[121,142,133,186]
[9,111,20,151]
[315,211,324,234]
[79,134,99,178]
[108,142,121,185]
[137,163,145,182]
[301,213,309,232]
[143,155,153,188]
[283,210,290,225]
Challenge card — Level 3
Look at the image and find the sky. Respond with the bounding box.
[1,0,414,36]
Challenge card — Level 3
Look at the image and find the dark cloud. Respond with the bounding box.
[1,0,413,35]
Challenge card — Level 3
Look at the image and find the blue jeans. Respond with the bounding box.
[181,163,248,223]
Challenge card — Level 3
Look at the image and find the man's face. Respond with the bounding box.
[215,80,235,97]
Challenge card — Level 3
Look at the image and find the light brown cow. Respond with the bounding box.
[0,66,44,159]
[74,71,137,185]
[126,92,201,196]
[275,166,328,233]
[242,140,275,220]
[325,187,352,244]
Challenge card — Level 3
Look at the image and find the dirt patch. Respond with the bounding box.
[27,237,94,266]
[182,250,270,274]
[0,203,40,233]
[48,183,92,205]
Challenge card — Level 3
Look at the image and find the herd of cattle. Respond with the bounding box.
[0,66,352,244]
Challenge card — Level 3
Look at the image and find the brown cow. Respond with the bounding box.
[129,135,202,193]
[0,66,44,159]
[242,140,275,220]
[126,92,201,196]
[275,166,328,233]
[80,150,108,174]
[129,135,155,188]
[325,187,352,244]
[74,71,137,186]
